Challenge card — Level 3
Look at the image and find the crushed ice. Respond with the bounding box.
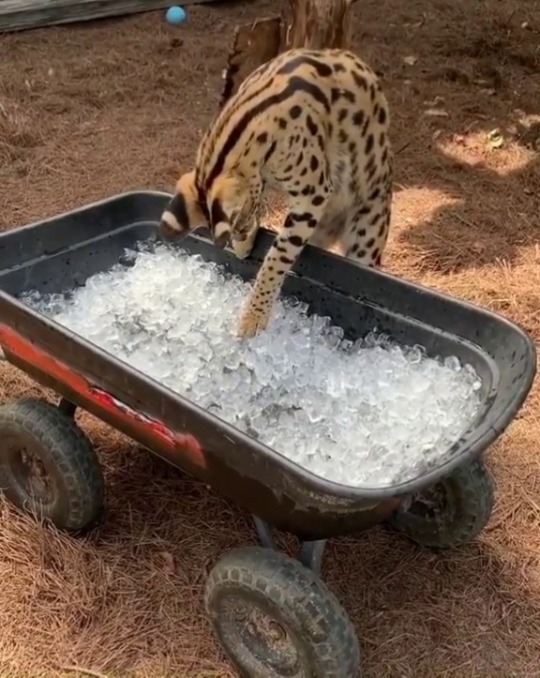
[20,241,483,488]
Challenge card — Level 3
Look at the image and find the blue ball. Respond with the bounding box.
[166,6,186,24]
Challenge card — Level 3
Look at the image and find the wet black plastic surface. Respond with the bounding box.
[0,191,536,539]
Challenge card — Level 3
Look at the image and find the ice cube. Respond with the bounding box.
[21,240,483,490]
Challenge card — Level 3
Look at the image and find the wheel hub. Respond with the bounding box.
[11,444,53,503]
[224,595,302,675]
[408,482,448,519]
[248,608,288,644]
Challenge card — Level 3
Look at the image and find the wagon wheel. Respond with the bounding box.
[387,459,494,548]
[205,545,361,676]
[0,397,104,531]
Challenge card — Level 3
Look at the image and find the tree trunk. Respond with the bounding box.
[284,0,355,50]
[220,0,356,107]
[219,16,282,109]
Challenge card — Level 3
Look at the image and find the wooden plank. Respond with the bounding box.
[0,0,223,33]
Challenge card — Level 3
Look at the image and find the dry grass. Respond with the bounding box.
[0,0,539,675]
[0,100,44,165]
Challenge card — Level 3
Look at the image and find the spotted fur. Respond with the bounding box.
[159,47,393,338]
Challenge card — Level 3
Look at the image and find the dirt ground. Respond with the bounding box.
[0,0,539,675]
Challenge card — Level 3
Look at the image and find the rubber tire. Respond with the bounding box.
[204,545,361,677]
[387,459,494,548]
[0,397,104,531]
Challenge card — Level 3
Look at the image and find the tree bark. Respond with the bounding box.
[220,0,356,107]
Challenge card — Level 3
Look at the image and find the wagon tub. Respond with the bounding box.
[0,190,535,677]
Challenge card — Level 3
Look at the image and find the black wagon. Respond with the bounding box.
[0,191,535,677]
